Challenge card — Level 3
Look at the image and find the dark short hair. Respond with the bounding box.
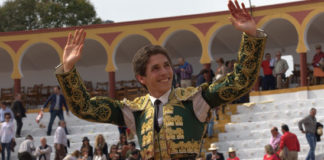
[281,124,289,132]
[26,135,33,140]
[200,69,209,75]
[4,112,11,118]
[55,86,61,90]
[129,141,136,147]
[132,45,172,77]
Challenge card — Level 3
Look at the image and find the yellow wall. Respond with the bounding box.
[0,1,324,79]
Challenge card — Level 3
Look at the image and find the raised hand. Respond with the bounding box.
[228,0,257,37]
[63,29,86,72]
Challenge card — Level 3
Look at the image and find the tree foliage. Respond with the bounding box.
[0,0,102,32]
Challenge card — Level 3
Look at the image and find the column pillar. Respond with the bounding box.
[109,71,116,98]
[14,79,21,95]
[300,53,307,86]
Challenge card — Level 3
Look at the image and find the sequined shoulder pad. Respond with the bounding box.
[121,94,149,111]
[174,87,200,101]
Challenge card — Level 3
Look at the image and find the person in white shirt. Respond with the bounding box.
[93,146,107,160]
[35,137,52,160]
[18,135,36,160]
[0,112,15,160]
[54,120,68,160]
[0,101,14,122]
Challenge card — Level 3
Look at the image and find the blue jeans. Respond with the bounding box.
[47,110,67,135]
[306,133,316,160]
[1,142,11,160]
[207,121,214,137]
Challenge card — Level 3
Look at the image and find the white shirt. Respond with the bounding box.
[54,95,60,110]
[35,144,52,160]
[54,126,67,146]
[0,121,14,143]
[63,155,78,160]
[149,89,171,127]
[18,139,35,154]
[93,155,107,160]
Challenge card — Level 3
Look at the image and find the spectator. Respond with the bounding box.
[42,86,69,136]
[94,146,107,160]
[298,108,317,160]
[270,127,281,151]
[206,143,224,160]
[261,53,276,90]
[35,137,52,160]
[127,150,140,160]
[54,120,68,160]
[63,150,81,160]
[117,134,129,159]
[18,135,36,160]
[80,137,93,159]
[0,101,14,122]
[81,147,91,160]
[0,113,15,160]
[227,147,239,160]
[175,57,193,87]
[107,144,121,160]
[196,69,213,86]
[278,124,300,160]
[312,45,324,84]
[12,93,26,138]
[125,142,140,159]
[274,52,288,89]
[214,58,226,80]
[94,134,108,158]
[263,144,280,160]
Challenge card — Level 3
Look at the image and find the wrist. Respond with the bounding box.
[63,63,73,73]
[246,29,257,37]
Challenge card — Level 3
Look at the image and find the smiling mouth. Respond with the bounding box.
[159,78,171,83]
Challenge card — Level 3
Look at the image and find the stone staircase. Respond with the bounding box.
[212,87,324,160]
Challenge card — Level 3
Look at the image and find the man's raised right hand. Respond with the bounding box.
[63,29,86,72]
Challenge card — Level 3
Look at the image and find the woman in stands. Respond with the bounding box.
[93,146,107,160]
[263,144,280,160]
[63,150,81,160]
[227,147,240,160]
[116,134,129,159]
[108,144,121,160]
[80,137,93,159]
[94,134,108,158]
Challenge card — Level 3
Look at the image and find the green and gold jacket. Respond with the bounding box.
[55,32,266,160]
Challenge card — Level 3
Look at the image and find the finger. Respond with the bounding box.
[234,0,242,12]
[79,31,87,46]
[228,1,239,19]
[74,29,82,45]
[72,29,79,44]
[77,29,86,45]
[242,3,250,18]
[76,44,84,57]
[66,32,73,46]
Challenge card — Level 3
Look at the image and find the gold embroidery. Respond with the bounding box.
[174,87,199,101]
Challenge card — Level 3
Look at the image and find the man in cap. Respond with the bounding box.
[206,143,224,160]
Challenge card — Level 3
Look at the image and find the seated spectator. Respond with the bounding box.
[93,146,107,160]
[174,57,193,87]
[125,142,140,159]
[312,44,324,84]
[269,127,281,151]
[214,58,226,81]
[81,147,91,160]
[117,134,129,159]
[108,144,121,160]
[63,150,81,160]
[18,135,36,160]
[227,147,239,160]
[127,150,140,160]
[278,124,300,160]
[80,136,93,159]
[94,134,108,158]
[35,137,52,160]
[206,142,224,160]
[0,112,15,160]
[263,144,279,160]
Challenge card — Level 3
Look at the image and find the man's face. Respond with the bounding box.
[212,150,217,154]
[0,104,5,109]
[137,54,173,98]
[276,53,281,60]
[16,94,21,100]
[54,87,60,94]
[266,54,271,61]
[271,129,277,137]
[4,115,10,122]
[60,121,66,128]
[178,58,184,65]
[310,109,317,117]
[41,138,47,146]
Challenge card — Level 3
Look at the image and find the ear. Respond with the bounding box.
[136,74,146,86]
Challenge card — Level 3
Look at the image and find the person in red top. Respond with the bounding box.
[261,53,276,90]
[227,147,240,160]
[312,45,324,84]
[278,124,300,160]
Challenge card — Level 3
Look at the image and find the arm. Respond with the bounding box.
[43,95,54,109]
[298,117,307,132]
[201,0,266,107]
[61,96,69,112]
[185,64,193,74]
[202,33,266,107]
[41,146,52,154]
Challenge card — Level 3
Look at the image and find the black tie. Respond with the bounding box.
[154,99,161,133]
